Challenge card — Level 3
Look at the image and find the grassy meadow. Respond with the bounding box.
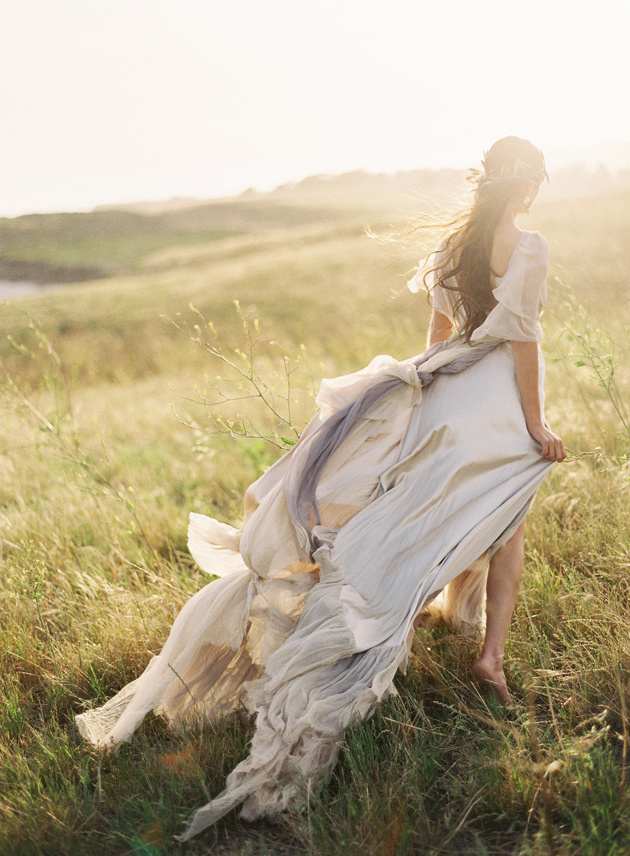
[0,179,629,855]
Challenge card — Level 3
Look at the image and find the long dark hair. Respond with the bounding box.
[424,136,548,342]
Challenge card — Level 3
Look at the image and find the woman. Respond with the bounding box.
[76,136,565,840]
[408,136,566,702]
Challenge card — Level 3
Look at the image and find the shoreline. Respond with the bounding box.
[0,280,61,299]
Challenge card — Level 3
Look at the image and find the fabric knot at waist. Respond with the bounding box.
[285,337,500,556]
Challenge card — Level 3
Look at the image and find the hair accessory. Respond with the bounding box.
[468,154,549,188]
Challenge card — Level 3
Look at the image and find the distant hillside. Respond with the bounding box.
[4,158,630,285]
[96,153,630,218]
[94,169,467,216]
[267,168,466,202]
[0,199,362,284]
[0,171,466,284]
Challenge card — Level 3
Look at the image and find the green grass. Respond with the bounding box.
[0,187,629,854]
[0,195,381,281]
[0,230,240,274]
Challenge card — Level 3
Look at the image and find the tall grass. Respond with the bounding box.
[0,191,629,854]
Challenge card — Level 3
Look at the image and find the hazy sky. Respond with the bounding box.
[2,0,630,216]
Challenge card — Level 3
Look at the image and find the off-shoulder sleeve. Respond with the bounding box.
[407,238,455,322]
[471,231,550,343]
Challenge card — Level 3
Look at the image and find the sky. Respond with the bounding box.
[1,0,630,217]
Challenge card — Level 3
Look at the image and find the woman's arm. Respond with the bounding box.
[428,309,453,347]
[511,341,566,462]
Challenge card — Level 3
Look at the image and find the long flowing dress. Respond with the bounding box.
[76,229,553,840]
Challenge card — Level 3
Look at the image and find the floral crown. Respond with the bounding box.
[468,155,549,187]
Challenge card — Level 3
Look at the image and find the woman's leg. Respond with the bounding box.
[472,521,526,704]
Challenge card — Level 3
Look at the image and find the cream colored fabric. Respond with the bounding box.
[77,236,554,840]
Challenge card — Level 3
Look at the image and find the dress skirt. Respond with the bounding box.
[76,337,553,839]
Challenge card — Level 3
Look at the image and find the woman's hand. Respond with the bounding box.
[511,342,566,462]
[526,422,567,462]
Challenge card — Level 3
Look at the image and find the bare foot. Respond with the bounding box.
[472,658,512,706]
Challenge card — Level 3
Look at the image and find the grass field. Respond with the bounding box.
[0,183,629,855]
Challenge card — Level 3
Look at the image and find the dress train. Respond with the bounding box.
[76,337,553,839]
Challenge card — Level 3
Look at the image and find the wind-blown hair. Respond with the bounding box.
[424,136,548,342]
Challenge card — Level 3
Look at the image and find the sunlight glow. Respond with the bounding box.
[1,0,630,215]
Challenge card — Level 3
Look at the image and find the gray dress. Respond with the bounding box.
[76,229,554,840]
